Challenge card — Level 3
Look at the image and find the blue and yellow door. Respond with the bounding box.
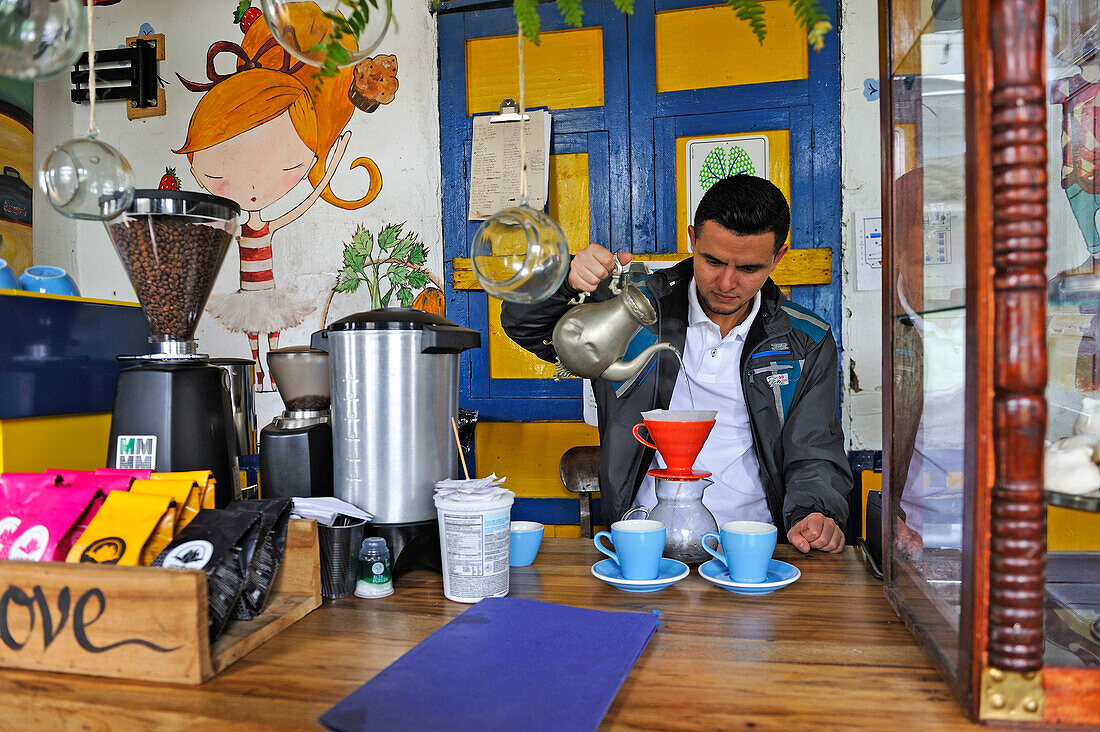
[436,0,841,534]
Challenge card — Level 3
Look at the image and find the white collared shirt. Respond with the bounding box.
[633,280,771,525]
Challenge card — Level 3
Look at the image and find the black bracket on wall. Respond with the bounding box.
[70,38,159,109]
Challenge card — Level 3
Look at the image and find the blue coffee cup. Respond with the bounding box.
[0,258,16,290]
[701,520,777,584]
[18,265,79,296]
[509,521,544,567]
[593,519,666,580]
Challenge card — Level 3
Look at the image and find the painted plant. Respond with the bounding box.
[319,222,445,327]
[175,1,398,390]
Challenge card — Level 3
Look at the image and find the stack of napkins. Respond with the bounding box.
[433,473,512,502]
[290,497,372,527]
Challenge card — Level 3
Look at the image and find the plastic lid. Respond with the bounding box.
[361,537,389,552]
[327,307,461,331]
[124,189,240,219]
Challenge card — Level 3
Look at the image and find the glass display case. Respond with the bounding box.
[881,0,1100,724]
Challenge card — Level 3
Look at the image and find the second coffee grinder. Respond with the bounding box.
[259,346,333,498]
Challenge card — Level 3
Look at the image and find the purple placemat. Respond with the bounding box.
[320,597,659,732]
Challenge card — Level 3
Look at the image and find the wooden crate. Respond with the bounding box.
[0,518,321,684]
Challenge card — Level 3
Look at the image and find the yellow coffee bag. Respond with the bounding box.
[65,492,173,566]
[131,478,200,532]
[153,470,217,509]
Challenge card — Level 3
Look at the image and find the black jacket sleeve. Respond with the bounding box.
[779,330,853,531]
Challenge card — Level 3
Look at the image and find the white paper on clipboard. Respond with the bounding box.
[468,110,551,220]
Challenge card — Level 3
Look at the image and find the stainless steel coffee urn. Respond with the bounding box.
[311,309,480,578]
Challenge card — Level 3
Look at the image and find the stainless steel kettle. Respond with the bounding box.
[550,262,675,381]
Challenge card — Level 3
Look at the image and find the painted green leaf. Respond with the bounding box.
[397,287,413,307]
[351,224,374,258]
[390,237,414,261]
[387,265,409,286]
[233,0,251,24]
[408,270,429,288]
[408,242,427,265]
[378,222,402,250]
[337,268,360,293]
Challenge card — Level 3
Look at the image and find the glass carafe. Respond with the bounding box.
[625,476,717,564]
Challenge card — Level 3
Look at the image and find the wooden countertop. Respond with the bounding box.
[0,540,978,730]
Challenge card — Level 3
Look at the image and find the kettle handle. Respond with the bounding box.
[310,329,329,352]
[632,422,658,450]
[567,257,623,306]
[621,506,649,521]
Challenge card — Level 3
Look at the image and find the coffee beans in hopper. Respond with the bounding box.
[284,395,330,410]
[106,216,234,340]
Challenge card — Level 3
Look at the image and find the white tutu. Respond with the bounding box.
[205,289,316,334]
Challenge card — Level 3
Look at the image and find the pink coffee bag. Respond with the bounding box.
[0,473,64,555]
[5,486,104,562]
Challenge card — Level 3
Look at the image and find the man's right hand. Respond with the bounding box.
[568,244,632,293]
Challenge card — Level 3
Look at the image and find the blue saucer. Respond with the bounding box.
[698,558,800,595]
[591,557,689,593]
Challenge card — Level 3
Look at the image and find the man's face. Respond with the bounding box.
[690,221,788,326]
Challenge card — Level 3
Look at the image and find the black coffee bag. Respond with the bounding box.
[226,499,292,620]
[152,509,262,642]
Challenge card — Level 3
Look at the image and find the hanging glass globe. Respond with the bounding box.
[40,136,135,221]
[0,0,86,81]
[259,0,390,68]
[471,204,570,304]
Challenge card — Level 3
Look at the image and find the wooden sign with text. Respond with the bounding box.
[0,519,320,684]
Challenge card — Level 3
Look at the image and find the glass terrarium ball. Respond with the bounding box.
[259,0,390,68]
[0,0,86,81]
[471,204,570,304]
[40,137,135,221]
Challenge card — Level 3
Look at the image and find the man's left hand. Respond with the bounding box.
[787,513,845,554]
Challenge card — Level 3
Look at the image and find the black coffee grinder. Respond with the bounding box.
[103,190,241,507]
[259,346,333,499]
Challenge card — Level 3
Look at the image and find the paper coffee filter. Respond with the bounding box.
[641,409,718,422]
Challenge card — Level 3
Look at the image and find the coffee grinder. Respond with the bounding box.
[103,190,240,507]
[259,346,333,499]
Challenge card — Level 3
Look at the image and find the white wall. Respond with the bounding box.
[31,0,443,428]
[839,0,884,451]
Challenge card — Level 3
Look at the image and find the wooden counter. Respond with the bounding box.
[0,541,978,730]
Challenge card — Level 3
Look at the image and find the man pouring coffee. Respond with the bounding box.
[501,175,851,553]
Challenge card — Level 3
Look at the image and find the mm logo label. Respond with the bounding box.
[116,435,157,470]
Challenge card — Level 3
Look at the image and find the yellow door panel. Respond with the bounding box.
[549,152,590,252]
[466,28,605,115]
[655,3,807,93]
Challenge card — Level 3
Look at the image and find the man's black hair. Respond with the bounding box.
[692,174,791,254]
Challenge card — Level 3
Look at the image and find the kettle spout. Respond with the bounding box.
[599,342,677,382]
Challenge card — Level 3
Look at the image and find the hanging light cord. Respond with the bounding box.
[517,27,527,205]
[86,0,97,135]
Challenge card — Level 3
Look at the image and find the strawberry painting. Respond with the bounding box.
[234,1,261,34]
[159,167,180,190]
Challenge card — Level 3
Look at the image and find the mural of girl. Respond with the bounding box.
[175,3,396,390]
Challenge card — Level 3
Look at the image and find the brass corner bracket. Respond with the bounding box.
[980,667,1044,722]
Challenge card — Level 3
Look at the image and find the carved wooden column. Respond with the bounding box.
[987,0,1047,677]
